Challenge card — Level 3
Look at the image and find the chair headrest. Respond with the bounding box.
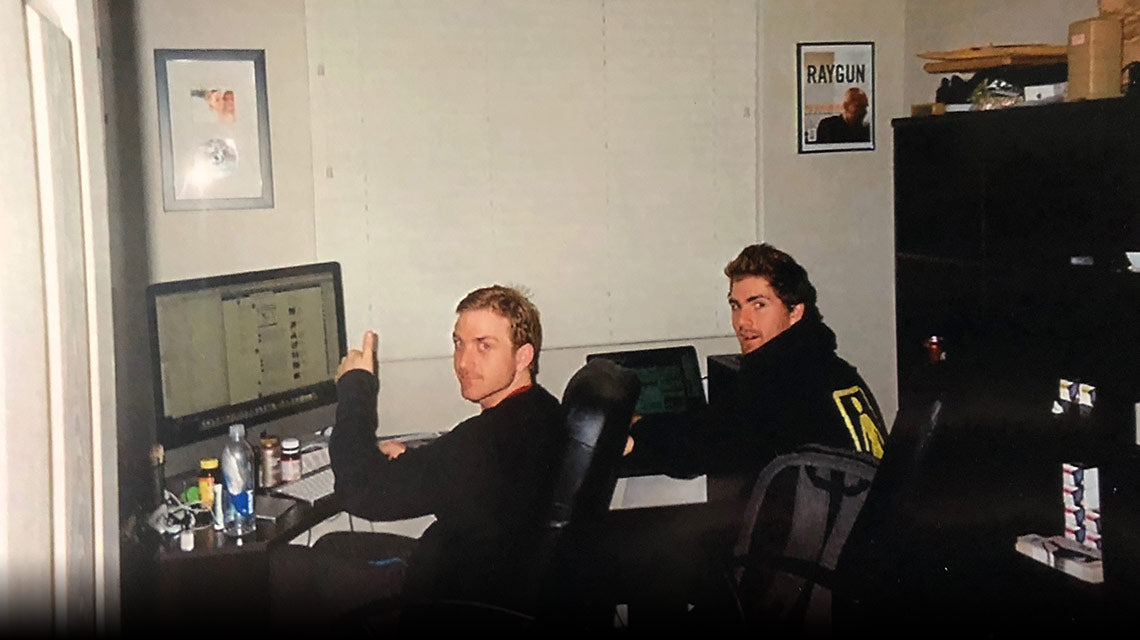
[561,357,641,418]
[544,358,640,526]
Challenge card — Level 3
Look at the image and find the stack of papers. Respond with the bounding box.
[609,474,707,510]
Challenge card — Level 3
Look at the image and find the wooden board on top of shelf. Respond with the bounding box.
[922,54,1068,73]
[918,43,1067,61]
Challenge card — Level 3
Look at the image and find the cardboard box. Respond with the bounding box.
[1068,15,1124,100]
[1100,0,1140,65]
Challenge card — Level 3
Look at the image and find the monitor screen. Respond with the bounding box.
[146,262,347,454]
[586,346,706,416]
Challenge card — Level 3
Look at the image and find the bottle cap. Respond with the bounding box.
[200,457,219,470]
[281,437,300,452]
[229,423,245,439]
[179,529,195,552]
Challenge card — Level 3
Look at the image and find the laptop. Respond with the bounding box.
[586,346,707,479]
[585,345,707,417]
[587,345,712,502]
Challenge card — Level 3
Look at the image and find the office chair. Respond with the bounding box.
[830,395,944,633]
[717,444,879,635]
[390,358,641,632]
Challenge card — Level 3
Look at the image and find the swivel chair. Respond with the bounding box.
[830,395,944,632]
[720,444,879,635]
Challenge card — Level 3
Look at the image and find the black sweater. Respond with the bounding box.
[329,370,563,603]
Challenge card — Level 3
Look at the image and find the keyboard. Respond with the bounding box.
[272,434,441,505]
[274,467,335,504]
[301,443,331,474]
[394,431,443,449]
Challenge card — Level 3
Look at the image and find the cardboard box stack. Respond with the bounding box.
[1100,0,1140,68]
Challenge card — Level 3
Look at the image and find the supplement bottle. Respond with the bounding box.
[280,437,302,483]
[259,433,282,489]
[198,457,220,511]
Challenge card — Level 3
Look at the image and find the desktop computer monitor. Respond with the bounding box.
[706,353,742,406]
[146,261,347,478]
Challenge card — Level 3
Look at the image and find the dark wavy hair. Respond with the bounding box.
[724,243,822,323]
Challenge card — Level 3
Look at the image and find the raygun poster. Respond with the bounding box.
[797,42,875,153]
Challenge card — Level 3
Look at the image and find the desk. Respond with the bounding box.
[145,465,712,629]
[610,474,706,510]
[146,490,342,629]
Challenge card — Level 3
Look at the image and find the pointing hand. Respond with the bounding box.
[336,330,378,381]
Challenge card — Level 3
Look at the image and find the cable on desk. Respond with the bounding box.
[148,489,213,535]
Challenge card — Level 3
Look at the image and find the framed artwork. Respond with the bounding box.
[796,41,875,154]
[154,49,274,211]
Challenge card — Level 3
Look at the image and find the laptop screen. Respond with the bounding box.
[586,345,706,416]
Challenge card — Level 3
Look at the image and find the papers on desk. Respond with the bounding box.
[609,474,707,510]
[292,512,437,546]
[255,494,298,522]
[371,514,436,538]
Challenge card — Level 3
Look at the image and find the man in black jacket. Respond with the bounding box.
[271,285,563,627]
[615,243,887,626]
[814,86,870,144]
[628,242,886,493]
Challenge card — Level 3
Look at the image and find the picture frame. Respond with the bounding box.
[796,41,875,154]
[154,49,274,211]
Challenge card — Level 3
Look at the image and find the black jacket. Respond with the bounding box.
[329,370,563,603]
[629,318,887,494]
[815,114,870,143]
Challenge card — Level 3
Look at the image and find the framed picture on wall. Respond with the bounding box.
[796,41,875,154]
[154,48,274,211]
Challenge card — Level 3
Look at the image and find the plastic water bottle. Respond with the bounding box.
[221,423,257,537]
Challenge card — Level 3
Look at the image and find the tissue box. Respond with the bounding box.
[1024,82,1067,102]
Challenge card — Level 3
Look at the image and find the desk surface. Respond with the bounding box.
[156,490,341,559]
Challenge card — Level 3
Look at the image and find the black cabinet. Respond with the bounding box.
[894,98,1140,427]
[889,97,1140,631]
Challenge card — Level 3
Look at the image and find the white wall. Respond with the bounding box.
[757,0,907,424]
[306,0,757,363]
[133,0,316,282]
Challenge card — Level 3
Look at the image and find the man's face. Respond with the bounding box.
[843,94,868,125]
[452,308,531,409]
[729,275,804,355]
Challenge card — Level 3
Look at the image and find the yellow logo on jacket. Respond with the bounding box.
[832,386,885,458]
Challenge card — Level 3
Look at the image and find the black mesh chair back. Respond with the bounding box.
[724,444,879,635]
